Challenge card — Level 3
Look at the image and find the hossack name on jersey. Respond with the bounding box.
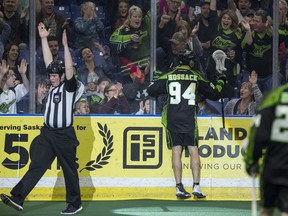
[168,74,198,81]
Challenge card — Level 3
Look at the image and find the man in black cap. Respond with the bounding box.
[0,22,84,215]
[156,31,187,73]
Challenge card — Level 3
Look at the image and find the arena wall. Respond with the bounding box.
[0,115,259,200]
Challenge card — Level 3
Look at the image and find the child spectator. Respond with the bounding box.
[135,96,150,114]
[75,99,90,114]
[85,71,98,96]
[197,94,220,115]
[88,76,111,113]
[98,82,130,114]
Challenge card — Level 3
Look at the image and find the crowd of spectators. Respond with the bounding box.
[0,0,286,116]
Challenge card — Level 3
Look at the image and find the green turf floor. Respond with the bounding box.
[0,200,281,216]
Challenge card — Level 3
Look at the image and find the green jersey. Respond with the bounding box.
[245,83,288,186]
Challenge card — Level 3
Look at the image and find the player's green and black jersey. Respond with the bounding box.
[147,65,223,133]
[245,83,288,186]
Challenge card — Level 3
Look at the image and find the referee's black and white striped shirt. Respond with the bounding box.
[44,77,84,128]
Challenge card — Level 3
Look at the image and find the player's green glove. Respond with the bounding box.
[216,73,226,86]
[215,73,226,92]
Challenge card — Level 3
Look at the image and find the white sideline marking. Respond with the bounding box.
[0,177,259,188]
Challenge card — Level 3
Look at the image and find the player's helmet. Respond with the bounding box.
[177,49,197,67]
[46,60,65,76]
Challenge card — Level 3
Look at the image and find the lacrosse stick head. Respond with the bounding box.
[212,50,227,74]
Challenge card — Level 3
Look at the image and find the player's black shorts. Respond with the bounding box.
[261,179,288,213]
[167,131,198,147]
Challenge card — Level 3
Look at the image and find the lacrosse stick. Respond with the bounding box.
[242,138,257,216]
[212,50,227,73]
[212,50,227,129]
[251,173,257,216]
[242,137,258,216]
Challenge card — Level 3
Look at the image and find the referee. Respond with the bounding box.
[1,23,84,215]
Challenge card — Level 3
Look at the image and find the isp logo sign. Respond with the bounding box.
[123,127,163,169]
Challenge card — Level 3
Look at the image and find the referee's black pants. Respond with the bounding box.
[11,126,82,207]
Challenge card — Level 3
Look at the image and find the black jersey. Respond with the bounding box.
[245,83,288,186]
[245,29,286,78]
[206,29,244,81]
[147,65,223,133]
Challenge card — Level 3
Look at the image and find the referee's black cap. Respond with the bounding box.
[47,60,65,76]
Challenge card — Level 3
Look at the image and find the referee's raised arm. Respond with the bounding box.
[62,29,73,81]
[38,22,53,68]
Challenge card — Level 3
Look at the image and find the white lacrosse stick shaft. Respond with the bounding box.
[252,174,257,216]
[212,50,228,129]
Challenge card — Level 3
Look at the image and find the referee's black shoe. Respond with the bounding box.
[0,193,23,211]
[176,183,191,199]
[61,204,83,215]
